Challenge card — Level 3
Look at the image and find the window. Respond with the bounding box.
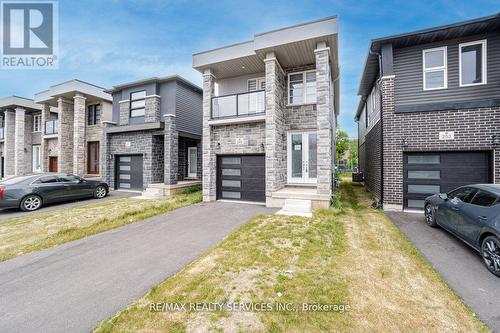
[222,157,241,165]
[407,155,440,164]
[459,40,487,87]
[448,187,477,203]
[470,190,497,207]
[32,145,41,172]
[288,70,316,105]
[222,168,241,176]
[408,170,440,180]
[407,199,425,209]
[423,47,447,90]
[130,90,146,118]
[247,78,265,91]
[57,175,82,183]
[37,176,58,184]
[33,115,41,132]
[88,104,101,125]
[407,184,440,194]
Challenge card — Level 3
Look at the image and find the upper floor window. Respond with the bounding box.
[248,78,265,91]
[459,40,487,87]
[88,104,101,125]
[288,70,316,105]
[130,90,146,118]
[33,114,41,132]
[423,47,447,90]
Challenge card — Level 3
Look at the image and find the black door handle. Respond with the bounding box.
[478,216,488,222]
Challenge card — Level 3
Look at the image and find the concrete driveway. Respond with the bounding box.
[387,212,500,331]
[0,201,276,333]
[0,190,135,221]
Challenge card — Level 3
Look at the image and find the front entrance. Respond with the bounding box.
[287,132,317,184]
[49,157,58,172]
[115,155,143,191]
[188,147,197,178]
[87,142,100,175]
[32,145,41,173]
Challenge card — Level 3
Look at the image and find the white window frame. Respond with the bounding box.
[32,145,41,172]
[459,39,487,87]
[247,77,266,92]
[187,147,197,178]
[422,46,447,91]
[288,70,316,105]
[33,114,41,132]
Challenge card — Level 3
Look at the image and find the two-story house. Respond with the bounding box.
[192,17,339,215]
[102,76,202,195]
[356,13,500,211]
[34,80,112,177]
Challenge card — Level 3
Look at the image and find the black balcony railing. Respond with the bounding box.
[45,120,58,135]
[0,128,4,140]
[211,90,265,119]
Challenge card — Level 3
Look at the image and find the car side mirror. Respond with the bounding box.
[439,193,448,200]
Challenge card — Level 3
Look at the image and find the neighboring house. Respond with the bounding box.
[102,76,202,195]
[0,96,44,178]
[356,13,500,211]
[34,80,112,177]
[192,17,339,212]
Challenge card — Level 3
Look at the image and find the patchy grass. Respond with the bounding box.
[0,187,202,262]
[94,180,488,333]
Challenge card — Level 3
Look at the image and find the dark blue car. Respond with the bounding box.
[424,184,500,277]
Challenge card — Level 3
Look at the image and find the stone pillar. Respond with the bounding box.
[264,52,287,203]
[4,110,15,177]
[40,103,51,172]
[14,107,26,176]
[380,75,403,211]
[315,43,333,196]
[145,95,161,123]
[57,97,74,174]
[101,121,115,188]
[119,100,129,126]
[164,114,178,185]
[202,69,216,201]
[73,94,86,176]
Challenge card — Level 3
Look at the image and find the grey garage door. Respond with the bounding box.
[403,151,492,209]
[217,155,265,203]
[116,155,143,191]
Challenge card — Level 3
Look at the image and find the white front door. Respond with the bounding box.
[188,147,197,178]
[287,132,317,184]
[32,145,41,173]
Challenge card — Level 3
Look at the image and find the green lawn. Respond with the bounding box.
[94,181,487,333]
[0,186,201,262]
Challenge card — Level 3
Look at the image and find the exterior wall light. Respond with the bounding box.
[492,135,500,146]
[401,138,409,148]
[217,142,221,149]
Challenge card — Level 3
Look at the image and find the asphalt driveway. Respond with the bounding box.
[387,211,500,331]
[0,201,276,333]
[0,190,135,221]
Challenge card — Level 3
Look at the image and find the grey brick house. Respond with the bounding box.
[356,13,500,211]
[102,76,202,195]
[192,17,339,213]
[34,80,112,177]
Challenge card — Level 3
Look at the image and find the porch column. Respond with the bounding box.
[57,97,74,174]
[40,103,51,172]
[14,107,26,176]
[73,94,86,176]
[164,114,178,185]
[202,69,216,201]
[4,110,15,177]
[264,52,287,202]
[315,42,333,197]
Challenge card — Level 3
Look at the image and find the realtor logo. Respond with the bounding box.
[1,1,58,69]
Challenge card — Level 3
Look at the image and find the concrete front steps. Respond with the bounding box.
[277,198,312,218]
[269,185,331,215]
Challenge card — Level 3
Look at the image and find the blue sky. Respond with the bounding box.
[0,0,497,137]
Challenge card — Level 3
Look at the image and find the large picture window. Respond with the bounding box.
[288,70,316,105]
[459,40,487,87]
[423,47,447,90]
[130,90,146,118]
[87,104,101,125]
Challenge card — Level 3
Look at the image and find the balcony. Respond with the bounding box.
[45,120,58,135]
[0,128,3,140]
[211,90,265,120]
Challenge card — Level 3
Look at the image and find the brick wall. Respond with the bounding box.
[362,120,382,201]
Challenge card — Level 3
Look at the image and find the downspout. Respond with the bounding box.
[369,45,384,207]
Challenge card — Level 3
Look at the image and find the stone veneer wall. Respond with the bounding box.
[164,115,178,185]
[57,98,74,174]
[178,136,202,180]
[145,96,161,123]
[73,94,86,176]
[151,135,164,183]
[202,72,216,201]
[4,111,15,177]
[212,122,266,155]
[14,108,25,175]
[23,113,33,174]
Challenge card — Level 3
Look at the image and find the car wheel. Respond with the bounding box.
[424,204,438,227]
[94,186,107,199]
[481,236,500,277]
[20,195,42,212]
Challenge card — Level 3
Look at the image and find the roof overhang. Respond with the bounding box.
[34,79,111,106]
[192,16,339,79]
[106,75,202,94]
[0,96,41,112]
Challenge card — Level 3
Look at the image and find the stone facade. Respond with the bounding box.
[212,123,266,155]
[359,120,382,201]
[73,94,86,175]
[57,98,74,174]
[119,101,129,126]
[145,96,161,123]
[14,108,25,176]
[178,137,202,180]
[202,71,216,201]
[164,115,178,185]
[4,110,15,177]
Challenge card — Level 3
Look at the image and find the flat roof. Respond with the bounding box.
[0,96,41,111]
[34,79,112,105]
[106,75,202,94]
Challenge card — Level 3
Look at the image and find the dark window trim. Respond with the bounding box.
[130,90,146,118]
[87,104,101,126]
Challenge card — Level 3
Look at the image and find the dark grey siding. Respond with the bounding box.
[159,81,176,116]
[111,83,158,124]
[360,121,382,201]
[175,82,202,136]
[393,33,500,108]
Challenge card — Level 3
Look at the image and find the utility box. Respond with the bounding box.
[352,172,364,183]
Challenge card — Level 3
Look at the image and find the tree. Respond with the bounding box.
[335,130,349,164]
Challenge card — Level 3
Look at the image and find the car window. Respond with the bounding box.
[37,176,59,184]
[448,187,477,203]
[57,175,81,183]
[470,190,498,207]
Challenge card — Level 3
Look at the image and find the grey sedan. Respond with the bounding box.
[0,174,109,212]
[424,184,500,277]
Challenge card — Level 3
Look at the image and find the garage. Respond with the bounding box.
[403,151,492,209]
[216,155,265,203]
[116,155,143,191]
